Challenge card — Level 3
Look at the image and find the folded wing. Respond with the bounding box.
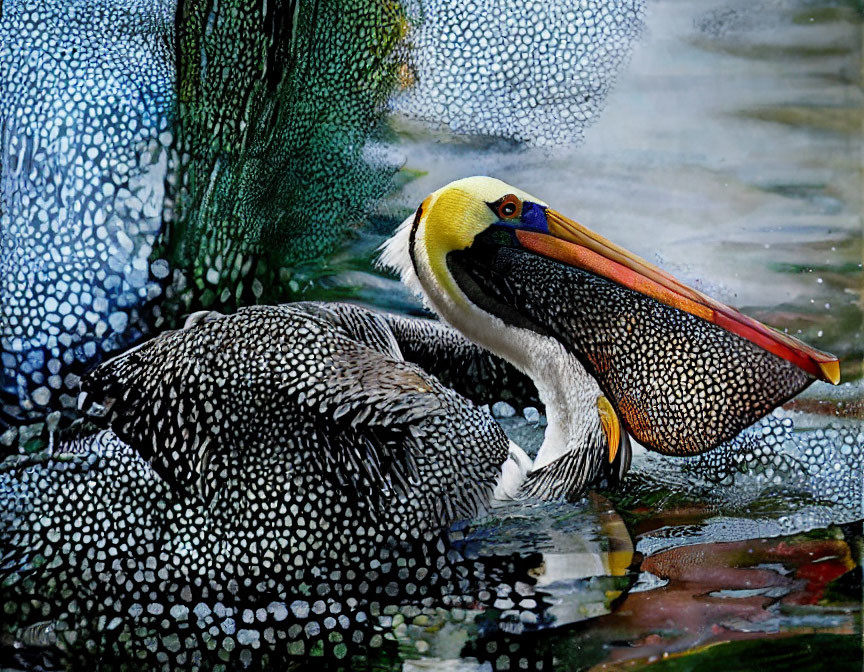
[81,304,508,525]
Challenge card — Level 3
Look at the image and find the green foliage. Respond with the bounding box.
[161,0,406,317]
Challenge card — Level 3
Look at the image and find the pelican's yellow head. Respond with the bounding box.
[416,177,547,303]
[379,176,548,308]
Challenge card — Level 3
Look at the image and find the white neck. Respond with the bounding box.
[378,211,602,479]
[442,297,600,471]
[410,246,600,473]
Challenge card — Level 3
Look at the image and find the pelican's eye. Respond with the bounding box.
[493,194,522,220]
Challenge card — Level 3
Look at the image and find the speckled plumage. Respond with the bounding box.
[0,303,569,669]
[377,311,542,409]
[81,303,508,521]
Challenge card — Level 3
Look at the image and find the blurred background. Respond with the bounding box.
[0,0,861,669]
[2,0,861,442]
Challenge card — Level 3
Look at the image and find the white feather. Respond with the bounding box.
[376,211,424,300]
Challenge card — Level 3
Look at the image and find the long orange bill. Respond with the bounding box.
[514,209,840,385]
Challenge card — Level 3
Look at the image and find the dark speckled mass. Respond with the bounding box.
[450,239,814,456]
[0,304,572,669]
[81,303,508,515]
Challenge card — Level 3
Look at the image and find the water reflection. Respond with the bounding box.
[571,527,860,670]
[0,434,636,671]
[460,496,634,627]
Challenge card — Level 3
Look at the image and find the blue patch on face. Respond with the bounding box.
[519,201,549,233]
[494,201,549,234]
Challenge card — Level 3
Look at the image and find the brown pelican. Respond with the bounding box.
[78,176,838,506]
[0,176,839,667]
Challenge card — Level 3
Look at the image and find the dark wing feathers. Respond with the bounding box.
[290,301,540,409]
[379,311,541,409]
[290,301,404,360]
[81,304,508,525]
